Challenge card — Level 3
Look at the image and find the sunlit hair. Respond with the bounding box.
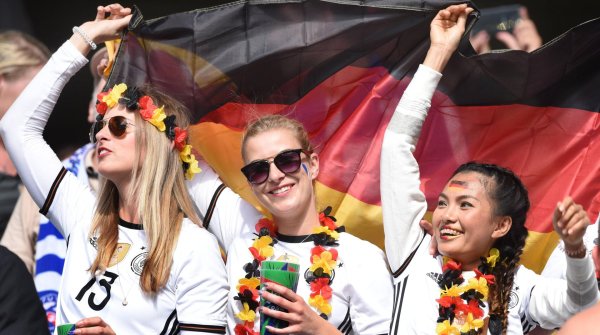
[451,162,530,335]
[89,84,201,293]
[0,30,50,80]
[241,114,312,161]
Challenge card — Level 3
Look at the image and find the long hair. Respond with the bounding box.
[0,30,50,79]
[452,162,530,335]
[89,85,201,293]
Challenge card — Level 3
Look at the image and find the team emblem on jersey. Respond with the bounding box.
[89,236,98,249]
[508,290,519,309]
[304,267,336,284]
[426,272,443,285]
[108,243,131,267]
[131,252,148,276]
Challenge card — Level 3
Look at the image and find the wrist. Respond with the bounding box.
[423,43,456,73]
[72,26,97,50]
[564,242,586,258]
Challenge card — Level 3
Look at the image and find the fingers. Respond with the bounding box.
[74,317,114,335]
[76,317,107,328]
[101,4,131,17]
[470,31,490,54]
[95,4,131,22]
[434,4,472,32]
[419,219,433,235]
[264,324,298,334]
[263,282,298,303]
[519,6,529,20]
[456,7,473,28]
[95,6,105,21]
[495,31,520,50]
[554,197,590,243]
[260,283,298,313]
[260,304,296,323]
[561,198,579,224]
[563,209,589,236]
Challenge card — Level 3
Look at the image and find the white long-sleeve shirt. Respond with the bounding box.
[381,65,600,334]
[0,40,228,335]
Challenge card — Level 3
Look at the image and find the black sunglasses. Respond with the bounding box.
[241,148,312,184]
[89,116,136,143]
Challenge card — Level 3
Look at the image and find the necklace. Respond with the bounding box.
[114,245,143,307]
[435,248,499,335]
[116,259,136,306]
[233,206,340,335]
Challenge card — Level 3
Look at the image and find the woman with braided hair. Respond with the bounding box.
[382,4,599,334]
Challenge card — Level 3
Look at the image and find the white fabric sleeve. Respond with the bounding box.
[380,64,442,275]
[344,241,393,334]
[541,223,598,279]
[173,225,228,334]
[0,41,95,237]
[187,160,260,254]
[527,254,600,329]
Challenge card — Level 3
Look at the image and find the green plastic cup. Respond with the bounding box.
[260,261,300,335]
[57,323,76,335]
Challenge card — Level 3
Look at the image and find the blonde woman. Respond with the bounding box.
[0,4,227,334]
[226,115,393,334]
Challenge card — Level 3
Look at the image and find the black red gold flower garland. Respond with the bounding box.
[96,83,200,180]
[436,248,499,335]
[233,207,339,335]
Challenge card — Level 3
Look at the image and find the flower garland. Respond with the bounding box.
[95,83,201,180]
[436,248,499,335]
[234,207,340,335]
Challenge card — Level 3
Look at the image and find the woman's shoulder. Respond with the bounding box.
[177,218,221,248]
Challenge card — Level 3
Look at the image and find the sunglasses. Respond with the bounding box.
[89,116,136,143]
[241,148,312,184]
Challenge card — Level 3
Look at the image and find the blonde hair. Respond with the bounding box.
[0,30,50,79]
[89,85,201,293]
[241,114,312,161]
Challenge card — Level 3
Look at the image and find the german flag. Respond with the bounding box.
[107,0,600,273]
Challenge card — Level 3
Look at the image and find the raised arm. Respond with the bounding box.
[528,197,599,329]
[0,5,130,236]
[381,4,472,274]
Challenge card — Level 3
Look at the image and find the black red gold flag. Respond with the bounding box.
[107,0,600,272]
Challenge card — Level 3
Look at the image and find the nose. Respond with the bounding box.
[442,205,458,223]
[95,122,109,143]
[267,161,286,183]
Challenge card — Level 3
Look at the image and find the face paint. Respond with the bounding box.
[448,180,468,191]
[301,163,309,175]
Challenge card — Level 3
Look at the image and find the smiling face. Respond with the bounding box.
[432,171,511,269]
[94,105,139,185]
[242,128,319,219]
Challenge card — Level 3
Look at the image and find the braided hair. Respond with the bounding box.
[452,162,530,335]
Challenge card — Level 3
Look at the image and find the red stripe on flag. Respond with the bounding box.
[418,101,600,233]
[200,66,408,206]
[198,64,600,235]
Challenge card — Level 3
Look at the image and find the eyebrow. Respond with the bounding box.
[439,193,480,202]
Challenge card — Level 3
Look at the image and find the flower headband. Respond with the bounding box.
[96,83,201,180]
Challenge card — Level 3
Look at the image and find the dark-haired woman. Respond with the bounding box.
[381,4,599,335]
